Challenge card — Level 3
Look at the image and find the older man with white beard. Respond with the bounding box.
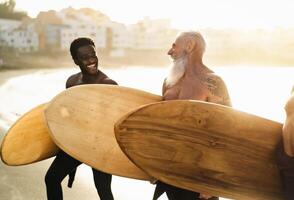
[152,32,232,200]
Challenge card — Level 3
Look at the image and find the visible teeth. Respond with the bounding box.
[87,64,95,68]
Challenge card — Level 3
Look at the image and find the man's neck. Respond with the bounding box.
[184,55,208,76]
[81,71,100,82]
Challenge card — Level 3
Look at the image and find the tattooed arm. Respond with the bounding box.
[205,74,232,107]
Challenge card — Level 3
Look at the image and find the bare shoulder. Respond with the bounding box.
[203,73,232,106]
[102,77,118,85]
[66,72,81,89]
[99,71,118,85]
[203,73,226,93]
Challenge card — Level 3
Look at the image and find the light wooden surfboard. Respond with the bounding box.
[1,103,59,165]
[115,100,283,200]
[45,84,161,180]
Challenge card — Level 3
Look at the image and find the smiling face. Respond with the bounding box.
[74,45,98,75]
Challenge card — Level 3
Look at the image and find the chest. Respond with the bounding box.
[77,76,104,85]
[163,80,207,101]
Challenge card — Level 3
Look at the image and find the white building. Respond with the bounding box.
[0,10,179,53]
[106,21,135,49]
[0,23,39,52]
[57,10,107,50]
[0,18,22,48]
[131,17,178,50]
[60,23,107,50]
[0,18,21,31]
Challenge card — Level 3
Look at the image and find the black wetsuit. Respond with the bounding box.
[153,181,218,200]
[276,142,294,200]
[45,150,113,200]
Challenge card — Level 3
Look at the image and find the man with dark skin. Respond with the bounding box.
[153,31,232,200]
[45,37,116,200]
[277,86,294,200]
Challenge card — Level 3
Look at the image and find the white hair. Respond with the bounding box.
[180,31,206,55]
[165,55,188,87]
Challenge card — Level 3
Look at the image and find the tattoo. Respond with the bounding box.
[202,75,232,106]
[206,77,219,96]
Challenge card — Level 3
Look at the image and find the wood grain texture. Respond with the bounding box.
[1,103,59,165]
[115,100,283,200]
[45,85,161,180]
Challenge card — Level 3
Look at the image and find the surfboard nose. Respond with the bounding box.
[1,103,59,166]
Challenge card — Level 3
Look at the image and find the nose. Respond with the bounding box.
[167,48,172,55]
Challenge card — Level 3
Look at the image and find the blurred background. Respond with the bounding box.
[1,0,294,199]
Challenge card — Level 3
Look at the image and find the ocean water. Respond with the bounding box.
[0,66,293,200]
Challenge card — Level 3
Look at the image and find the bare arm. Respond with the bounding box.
[283,93,294,157]
[206,75,232,107]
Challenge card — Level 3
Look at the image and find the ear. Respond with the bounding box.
[186,40,196,53]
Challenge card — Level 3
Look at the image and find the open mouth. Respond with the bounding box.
[86,63,97,70]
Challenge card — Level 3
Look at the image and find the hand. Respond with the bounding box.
[200,193,212,199]
[282,117,294,157]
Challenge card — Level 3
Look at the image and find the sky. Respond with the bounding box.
[11,0,294,29]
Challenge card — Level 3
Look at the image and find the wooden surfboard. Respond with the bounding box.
[115,100,283,200]
[44,84,161,180]
[1,103,59,165]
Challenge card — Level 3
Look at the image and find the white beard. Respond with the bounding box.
[165,56,187,87]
